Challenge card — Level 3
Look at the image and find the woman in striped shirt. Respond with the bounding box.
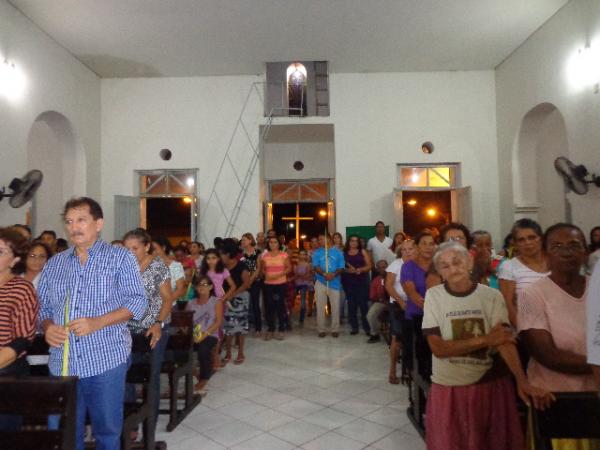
[0,227,39,430]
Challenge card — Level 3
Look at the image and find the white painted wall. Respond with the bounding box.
[496,0,600,235]
[331,71,500,241]
[0,0,100,235]
[102,71,500,243]
[100,76,262,243]
[262,124,335,181]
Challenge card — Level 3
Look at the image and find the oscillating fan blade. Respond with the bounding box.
[554,157,589,195]
[8,170,44,208]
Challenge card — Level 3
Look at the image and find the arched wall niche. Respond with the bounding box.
[512,102,569,228]
[26,111,86,237]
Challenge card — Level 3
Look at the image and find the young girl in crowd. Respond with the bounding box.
[21,241,52,290]
[186,275,223,393]
[293,250,314,325]
[200,249,236,367]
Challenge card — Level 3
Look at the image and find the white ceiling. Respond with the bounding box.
[10,0,568,78]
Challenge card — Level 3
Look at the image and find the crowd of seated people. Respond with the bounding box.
[1,196,600,450]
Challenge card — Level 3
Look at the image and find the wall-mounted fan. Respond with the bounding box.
[0,170,44,208]
[554,157,600,195]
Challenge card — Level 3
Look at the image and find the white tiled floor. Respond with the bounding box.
[155,318,425,450]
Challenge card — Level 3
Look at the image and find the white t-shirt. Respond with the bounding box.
[497,257,550,298]
[385,258,408,304]
[367,236,394,265]
[422,283,509,386]
[588,262,600,366]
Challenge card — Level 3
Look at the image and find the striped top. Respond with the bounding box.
[38,239,148,378]
[0,277,39,357]
[262,251,288,285]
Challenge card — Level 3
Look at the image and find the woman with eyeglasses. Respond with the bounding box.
[518,223,600,448]
[186,275,223,393]
[21,241,53,290]
[498,219,549,327]
[0,228,39,430]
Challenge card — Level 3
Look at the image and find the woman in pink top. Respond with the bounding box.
[519,223,597,392]
[259,236,291,340]
[200,248,235,366]
[518,223,600,449]
[200,249,235,301]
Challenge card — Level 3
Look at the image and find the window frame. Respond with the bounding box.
[396,163,460,190]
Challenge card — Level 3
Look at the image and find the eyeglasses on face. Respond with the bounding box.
[0,248,13,257]
[547,242,585,254]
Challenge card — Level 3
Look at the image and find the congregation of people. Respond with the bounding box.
[2,196,600,450]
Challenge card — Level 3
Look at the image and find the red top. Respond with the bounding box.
[369,275,388,303]
[0,277,39,357]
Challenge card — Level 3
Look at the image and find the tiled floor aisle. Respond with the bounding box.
[155,318,426,450]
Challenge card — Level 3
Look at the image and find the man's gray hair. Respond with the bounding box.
[433,241,470,271]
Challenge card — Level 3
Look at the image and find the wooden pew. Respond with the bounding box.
[530,392,600,450]
[122,334,167,450]
[405,317,431,438]
[159,310,201,431]
[0,376,77,450]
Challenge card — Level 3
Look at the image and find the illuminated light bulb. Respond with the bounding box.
[183,197,192,204]
[318,210,327,217]
[186,177,195,187]
[407,199,417,206]
[426,208,437,217]
[289,223,295,228]
[567,44,600,91]
[301,234,307,239]
[0,59,26,101]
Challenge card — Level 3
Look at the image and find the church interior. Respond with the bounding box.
[1,1,600,449]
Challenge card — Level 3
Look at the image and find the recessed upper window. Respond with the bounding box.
[287,63,307,116]
[265,61,330,117]
[398,165,457,189]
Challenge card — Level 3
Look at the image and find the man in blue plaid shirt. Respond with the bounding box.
[38,197,147,450]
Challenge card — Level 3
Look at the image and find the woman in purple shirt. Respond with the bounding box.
[342,235,373,336]
[400,231,436,378]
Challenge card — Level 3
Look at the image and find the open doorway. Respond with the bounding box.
[272,202,329,249]
[146,198,191,245]
[402,191,451,236]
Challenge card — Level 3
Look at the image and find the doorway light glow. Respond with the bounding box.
[407,199,417,206]
[183,197,192,204]
[318,210,327,217]
[186,177,195,187]
[426,208,437,217]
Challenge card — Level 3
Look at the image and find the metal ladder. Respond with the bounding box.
[199,82,302,242]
